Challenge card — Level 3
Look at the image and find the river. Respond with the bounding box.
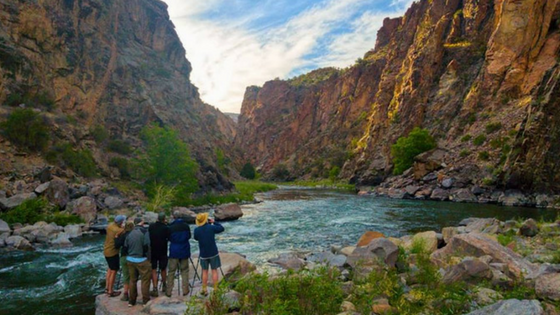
[0,187,558,315]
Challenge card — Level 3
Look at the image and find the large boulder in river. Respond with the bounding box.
[50,233,73,247]
[64,224,82,239]
[214,203,243,221]
[464,299,543,315]
[172,207,197,224]
[68,196,97,223]
[431,233,537,280]
[356,231,385,247]
[45,178,69,209]
[6,235,34,250]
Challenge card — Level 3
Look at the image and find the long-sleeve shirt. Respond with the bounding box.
[124,226,150,262]
[168,219,191,259]
[194,222,224,258]
[103,222,123,257]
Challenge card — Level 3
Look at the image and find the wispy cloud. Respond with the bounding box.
[163,0,412,113]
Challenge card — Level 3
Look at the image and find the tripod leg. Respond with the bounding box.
[189,257,201,282]
[189,258,199,296]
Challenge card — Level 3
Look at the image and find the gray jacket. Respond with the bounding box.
[124,225,150,260]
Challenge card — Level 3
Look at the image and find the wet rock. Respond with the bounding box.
[357,231,385,247]
[51,233,73,247]
[464,299,543,315]
[442,257,492,284]
[520,219,539,237]
[64,224,82,239]
[450,188,477,203]
[499,190,533,207]
[104,196,124,210]
[431,233,538,280]
[171,207,197,224]
[388,188,406,199]
[430,188,449,201]
[536,273,560,301]
[0,219,10,234]
[269,253,306,270]
[0,192,37,210]
[34,182,50,195]
[214,203,243,221]
[307,251,347,268]
[414,186,433,199]
[68,196,97,223]
[535,195,553,208]
[6,235,33,250]
[45,178,69,209]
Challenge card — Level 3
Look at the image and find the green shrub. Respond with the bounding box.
[137,124,199,198]
[48,143,97,177]
[460,134,472,142]
[107,139,133,155]
[328,166,340,181]
[46,212,84,226]
[90,125,109,143]
[473,135,486,146]
[485,122,502,134]
[271,163,291,181]
[0,198,52,225]
[391,127,437,175]
[240,162,256,179]
[478,151,490,161]
[5,92,55,110]
[215,148,230,176]
[459,149,469,157]
[109,157,130,178]
[1,108,50,151]
[482,177,495,186]
[234,267,344,315]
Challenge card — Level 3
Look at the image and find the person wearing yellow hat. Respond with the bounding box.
[194,212,224,295]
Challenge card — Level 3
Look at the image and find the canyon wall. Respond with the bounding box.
[236,0,560,192]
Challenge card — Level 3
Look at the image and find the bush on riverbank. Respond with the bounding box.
[176,181,277,207]
[391,127,436,175]
[277,179,355,190]
[0,198,83,226]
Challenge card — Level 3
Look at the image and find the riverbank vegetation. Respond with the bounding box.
[277,179,355,190]
[0,198,83,226]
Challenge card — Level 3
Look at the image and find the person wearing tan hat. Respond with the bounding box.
[194,213,224,295]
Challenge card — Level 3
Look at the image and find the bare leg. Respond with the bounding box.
[105,268,110,292]
[151,269,158,290]
[107,270,116,293]
[202,269,209,293]
[211,269,219,290]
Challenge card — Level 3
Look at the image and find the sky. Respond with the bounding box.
[162,0,415,113]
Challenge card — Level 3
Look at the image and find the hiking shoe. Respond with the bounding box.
[161,283,167,293]
[149,290,158,297]
[128,301,136,307]
[182,288,190,296]
[120,293,129,302]
[200,290,208,296]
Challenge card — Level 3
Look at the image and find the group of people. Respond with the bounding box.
[102,211,225,306]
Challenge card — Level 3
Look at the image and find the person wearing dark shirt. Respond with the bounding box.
[148,212,169,297]
[194,213,224,295]
[165,211,192,297]
[124,217,151,306]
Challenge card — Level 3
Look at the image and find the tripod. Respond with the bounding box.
[189,255,225,296]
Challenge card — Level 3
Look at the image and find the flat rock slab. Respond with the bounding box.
[464,299,543,315]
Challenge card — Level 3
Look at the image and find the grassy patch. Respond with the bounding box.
[473,135,487,146]
[0,198,83,226]
[278,179,355,190]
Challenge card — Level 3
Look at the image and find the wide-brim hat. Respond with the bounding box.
[196,213,208,226]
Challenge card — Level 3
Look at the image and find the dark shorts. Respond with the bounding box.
[151,253,168,270]
[105,255,120,271]
[200,255,221,270]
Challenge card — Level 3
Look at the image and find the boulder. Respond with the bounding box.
[474,287,503,305]
[535,195,553,208]
[0,219,10,234]
[499,190,533,207]
[222,290,242,312]
[104,196,124,210]
[357,231,385,247]
[405,185,421,196]
[413,149,447,180]
[214,203,243,221]
[5,235,33,250]
[143,212,159,224]
[50,233,73,247]
[442,227,459,244]
[347,238,399,278]
[442,257,493,284]
[142,297,187,315]
[0,192,37,210]
[171,207,197,224]
[34,182,50,195]
[64,224,82,239]
[535,273,560,301]
[471,185,485,195]
[414,187,433,199]
[464,299,543,315]
[430,188,449,201]
[269,253,306,270]
[408,231,438,253]
[340,246,356,256]
[45,178,69,209]
[464,218,502,234]
[0,232,9,247]
[306,251,347,268]
[190,252,255,282]
[431,233,538,280]
[450,188,477,203]
[519,219,539,237]
[341,301,357,312]
[441,178,455,189]
[388,188,406,199]
[69,196,97,223]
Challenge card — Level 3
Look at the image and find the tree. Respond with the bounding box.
[1,108,49,151]
[138,124,199,195]
[240,162,256,179]
[391,127,436,175]
[271,163,291,181]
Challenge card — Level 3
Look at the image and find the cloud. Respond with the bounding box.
[163,0,412,113]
